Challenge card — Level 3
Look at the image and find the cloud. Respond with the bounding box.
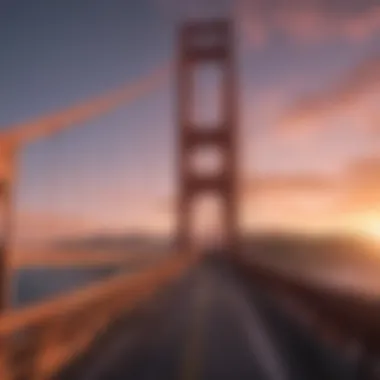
[242,160,380,233]
[336,156,380,213]
[14,211,94,241]
[154,0,380,49]
[242,174,334,196]
[159,173,334,213]
[275,56,380,136]
[236,0,380,48]
[157,162,380,233]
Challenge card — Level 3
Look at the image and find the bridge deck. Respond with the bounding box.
[58,258,359,380]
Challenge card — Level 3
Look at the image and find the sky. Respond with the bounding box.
[1,0,380,246]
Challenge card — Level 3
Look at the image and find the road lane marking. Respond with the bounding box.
[180,269,213,380]
[227,282,288,380]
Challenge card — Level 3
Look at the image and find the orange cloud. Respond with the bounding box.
[275,56,380,136]
[14,211,95,243]
[156,161,380,235]
[241,174,334,197]
[335,156,380,214]
[13,209,172,249]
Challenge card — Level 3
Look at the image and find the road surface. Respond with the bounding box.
[59,257,361,380]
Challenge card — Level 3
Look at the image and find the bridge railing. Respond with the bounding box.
[237,258,380,357]
[0,254,194,380]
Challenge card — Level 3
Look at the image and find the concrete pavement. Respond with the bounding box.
[59,257,360,380]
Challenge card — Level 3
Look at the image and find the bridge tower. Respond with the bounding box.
[176,20,239,255]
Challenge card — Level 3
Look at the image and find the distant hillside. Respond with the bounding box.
[52,231,380,269]
[52,232,173,254]
[242,232,380,269]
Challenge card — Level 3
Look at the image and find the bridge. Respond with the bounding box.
[0,19,379,380]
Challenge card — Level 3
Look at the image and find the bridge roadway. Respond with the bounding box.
[58,256,360,380]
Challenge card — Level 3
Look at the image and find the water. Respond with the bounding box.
[12,266,123,308]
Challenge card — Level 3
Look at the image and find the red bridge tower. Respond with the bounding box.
[176,20,239,255]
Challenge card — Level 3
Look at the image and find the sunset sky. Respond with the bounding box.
[1,0,380,245]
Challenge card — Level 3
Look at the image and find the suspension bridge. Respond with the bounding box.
[0,19,380,380]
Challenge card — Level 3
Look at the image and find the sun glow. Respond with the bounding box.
[359,220,380,240]
[350,212,380,241]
